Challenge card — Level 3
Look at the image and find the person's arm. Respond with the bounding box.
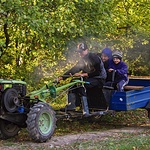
[108,62,128,75]
[115,62,128,76]
[61,60,83,79]
[74,72,88,77]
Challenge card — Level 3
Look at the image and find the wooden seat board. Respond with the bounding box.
[124,85,144,90]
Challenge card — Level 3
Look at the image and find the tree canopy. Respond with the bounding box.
[0,0,150,89]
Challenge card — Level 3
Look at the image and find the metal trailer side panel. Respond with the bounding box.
[109,86,150,111]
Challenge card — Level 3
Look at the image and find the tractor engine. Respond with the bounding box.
[0,82,26,113]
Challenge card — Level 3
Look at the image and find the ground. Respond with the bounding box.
[45,126,148,148]
[1,125,150,150]
[1,108,150,149]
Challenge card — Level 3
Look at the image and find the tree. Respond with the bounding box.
[0,0,149,89]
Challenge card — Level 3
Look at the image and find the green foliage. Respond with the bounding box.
[0,0,150,90]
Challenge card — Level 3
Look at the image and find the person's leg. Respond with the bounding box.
[82,78,105,115]
[81,96,90,117]
[117,80,128,92]
[67,92,76,110]
[78,86,90,116]
[104,81,112,86]
[60,86,77,111]
[60,85,85,111]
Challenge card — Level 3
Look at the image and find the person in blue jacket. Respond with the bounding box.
[107,51,129,92]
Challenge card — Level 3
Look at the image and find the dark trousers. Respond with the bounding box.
[104,80,128,92]
[69,77,104,100]
[72,78,104,96]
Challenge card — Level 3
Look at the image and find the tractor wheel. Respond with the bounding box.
[26,102,56,142]
[2,88,19,113]
[0,119,20,139]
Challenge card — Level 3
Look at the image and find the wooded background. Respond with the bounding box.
[1,0,150,91]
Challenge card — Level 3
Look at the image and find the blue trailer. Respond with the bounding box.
[81,77,150,117]
[109,78,150,111]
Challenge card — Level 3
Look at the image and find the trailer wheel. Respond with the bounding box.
[0,119,20,139]
[26,102,56,142]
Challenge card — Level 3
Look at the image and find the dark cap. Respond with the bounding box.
[76,43,88,52]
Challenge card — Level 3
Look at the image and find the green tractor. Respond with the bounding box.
[1,77,150,143]
[0,78,88,142]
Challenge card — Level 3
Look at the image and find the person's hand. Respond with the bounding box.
[108,68,114,72]
[74,73,81,77]
[56,76,63,82]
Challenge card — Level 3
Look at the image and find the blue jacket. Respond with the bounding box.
[108,60,128,83]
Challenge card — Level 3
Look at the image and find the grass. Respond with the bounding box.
[48,127,150,150]
[69,132,150,150]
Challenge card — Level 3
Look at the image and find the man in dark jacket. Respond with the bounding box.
[59,43,106,117]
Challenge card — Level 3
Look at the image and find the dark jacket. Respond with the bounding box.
[64,52,106,79]
[103,59,112,70]
[108,60,128,83]
[104,59,114,81]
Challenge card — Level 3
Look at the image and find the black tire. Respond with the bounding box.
[2,88,18,112]
[26,102,56,142]
[0,119,20,139]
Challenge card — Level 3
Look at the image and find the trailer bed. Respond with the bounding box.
[109,78,150,111]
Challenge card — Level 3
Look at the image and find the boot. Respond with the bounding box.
[60,93,76,111]
[81,96,91,117]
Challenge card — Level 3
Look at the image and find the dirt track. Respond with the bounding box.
[45,126,147,148]
[1,125,150,150]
